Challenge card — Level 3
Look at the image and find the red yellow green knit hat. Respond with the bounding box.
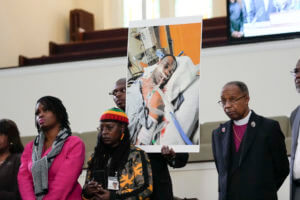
[100,107,129,124]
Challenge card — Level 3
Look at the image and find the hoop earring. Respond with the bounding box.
[120,133,125,141]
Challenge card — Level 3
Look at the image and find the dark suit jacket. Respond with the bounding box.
[212,111,289,200]
[290,105,300,200]
[148,153,189,200]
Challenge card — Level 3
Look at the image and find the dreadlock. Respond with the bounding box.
[89,122,131,178]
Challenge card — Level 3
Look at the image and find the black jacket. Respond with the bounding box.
[149,152,188,200]
[290,105,300,200]
[0,153,22,200]
[212,111,289,200]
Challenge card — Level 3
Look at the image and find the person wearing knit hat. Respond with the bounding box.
[82,107,153,200]
[112,77,189,200]
[100,107,129,124]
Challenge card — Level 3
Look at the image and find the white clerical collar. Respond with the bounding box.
[234,110,252,125]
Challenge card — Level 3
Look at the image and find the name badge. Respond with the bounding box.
[108,176,119,190]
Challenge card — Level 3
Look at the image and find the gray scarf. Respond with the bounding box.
[31,128,70,200]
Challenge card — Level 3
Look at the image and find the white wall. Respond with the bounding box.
[199,38,300,122]
[0,57,127,136]
[0,0,123,68]
[0,0,75,68]
[0,38,299,136]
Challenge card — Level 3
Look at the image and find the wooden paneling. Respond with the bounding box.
[18,17,228,67]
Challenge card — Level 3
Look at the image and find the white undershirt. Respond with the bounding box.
[233,110,252,126]
[294,127,300,179]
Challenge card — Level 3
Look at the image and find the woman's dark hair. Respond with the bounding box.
[35,96,71,132]
[0,119,24,153]
[90,121,131,178]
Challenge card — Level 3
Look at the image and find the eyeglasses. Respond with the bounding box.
[109,88,126,96]
[218,95,246,107]
[97,123,117,132]
[290,68,300,76]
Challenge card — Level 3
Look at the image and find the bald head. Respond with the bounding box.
[116,78,126,86]
[294,59,300,93]
[112,78,126,111]
[224,81,249,96]
[296,59,300,67]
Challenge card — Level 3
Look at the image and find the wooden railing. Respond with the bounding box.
[19,17,228,67]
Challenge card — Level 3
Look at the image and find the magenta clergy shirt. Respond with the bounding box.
[233,124,247,152]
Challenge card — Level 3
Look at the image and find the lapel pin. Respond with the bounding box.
[222,127,226,133]
[251,121,256,127]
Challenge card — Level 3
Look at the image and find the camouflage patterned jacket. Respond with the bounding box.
[83,145,153,200]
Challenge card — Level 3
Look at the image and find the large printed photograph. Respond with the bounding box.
[126,17,202,152]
